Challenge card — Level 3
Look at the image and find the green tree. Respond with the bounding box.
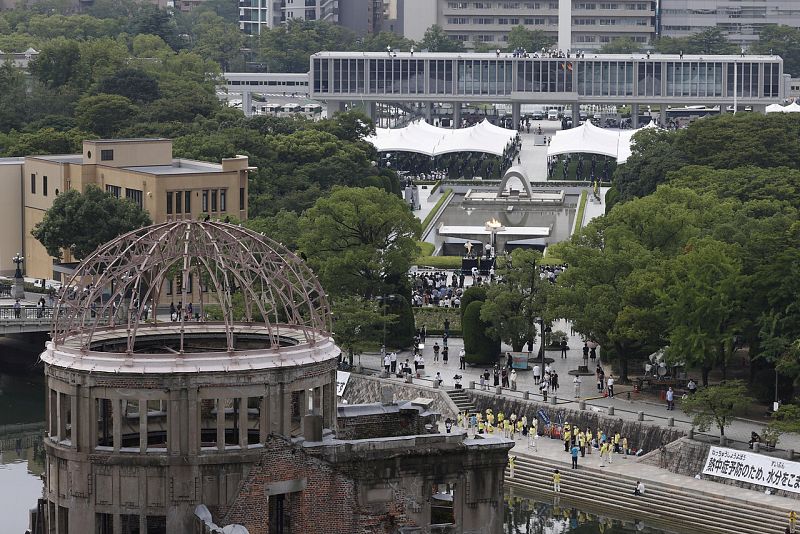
[96,68,161,103]
[681,381,752,440]
[29,37,81,88]
[419,25,464,52]
[75,94,138,137]
[658,238,748,385]
[1,128,88,157]
[32,184,152,260]
[190,12,245,71]
[298,186,420,299]
[244,210,302,251]
[688,28,739,54]
[0,63,29,132]
[480,249,548,352]
[750,25,800,76]
[358,31,415,52]
[506,25,554,52]
[463,300,500,365]
[599,37,642,54]
[331,296,389,363]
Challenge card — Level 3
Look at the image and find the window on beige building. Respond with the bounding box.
[100,149,114,161]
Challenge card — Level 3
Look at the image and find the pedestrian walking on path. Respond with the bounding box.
[607,374,615,397]
[442,346,449,365]
[459,348,466,369]
[666,387,674,410]
[533,364,541,384]
[571,444,580,469]
[573,375,581,398]
[560,338,568,359]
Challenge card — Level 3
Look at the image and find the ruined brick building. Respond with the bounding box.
[35,221,511,534]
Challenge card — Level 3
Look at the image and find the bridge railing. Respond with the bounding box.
[0,305,54,320]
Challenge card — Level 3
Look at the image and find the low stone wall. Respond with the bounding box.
[341,373,458,419]
[639,437,800,500]
[337,404,438,440]
[466,390,684,454]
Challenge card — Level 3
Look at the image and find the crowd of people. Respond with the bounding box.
[547,153,614,182]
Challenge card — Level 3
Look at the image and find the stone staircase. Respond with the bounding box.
[447,389,477,416]
[506,453,789,534]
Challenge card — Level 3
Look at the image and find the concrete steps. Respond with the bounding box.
[446,389,477,415]
[506,452,788,534]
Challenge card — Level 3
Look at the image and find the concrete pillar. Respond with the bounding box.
[659,104,667,127]
[216,398,225,451]
[523,391,530,400]
[139,398,147,453]
[242,91,253,117]
[424,101,433,122]
[469,381,475,389]
[512,102,521,130]
[637,411,644,422]
[453,102,461,128]
[579,400,586,410]
[282,388,292,435]
[186,388,198,455]
[238,396,248,447]
[631,103,639,128]
[549,395,557,405]
[329,100,346,116]
[558,0,572,51]
[607,405,615,416]
[259,395,269,443]
[112,398,121,452]
[495,386,502,395]
[364,101,376,121]
[667,417,674,427]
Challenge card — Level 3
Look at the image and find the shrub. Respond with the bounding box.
[462,300,500,365]
[460,285,487,321]
[414,307,461,336]
[384,295,415,350]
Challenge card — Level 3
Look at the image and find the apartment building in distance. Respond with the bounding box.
[0,138,251,280]
[400,0,657,50]
[658,1,800,47]
[239,0,337,34]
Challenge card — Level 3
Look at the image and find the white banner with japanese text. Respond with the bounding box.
[336,371,350,397]
[703,446,800,493]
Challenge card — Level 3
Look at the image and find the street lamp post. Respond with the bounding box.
[12,252,25,299]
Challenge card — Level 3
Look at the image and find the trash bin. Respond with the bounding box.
[659,389,666,401]
[633,383,640,393]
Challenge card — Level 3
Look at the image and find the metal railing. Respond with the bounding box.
[0,306,53,320]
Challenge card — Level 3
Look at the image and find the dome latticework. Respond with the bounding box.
[51,221,331,355]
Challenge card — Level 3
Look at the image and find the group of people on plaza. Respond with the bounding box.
[547,153,613,182]
[411,271,465,308]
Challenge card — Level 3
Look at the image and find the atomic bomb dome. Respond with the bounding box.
[40,221,341,533]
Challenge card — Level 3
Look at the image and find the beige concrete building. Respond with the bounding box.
[0,158,24,276]
[7,138,252,281]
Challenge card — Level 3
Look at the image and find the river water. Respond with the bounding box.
[0,338,673,534]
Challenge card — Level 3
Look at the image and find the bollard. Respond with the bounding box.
[607,406,615,416]
[753,442,760,453]
[405,375,413,384]
[469,381,475,390]
[667,417,674,427]
[637,411,644,422]
[719,435,727,446]
[511,384,517,392]
[789,449,795,461]
[380,370,389,378]
[688,428,694,440]
[549,395,557,405]
[523,391,530,400]
[433,381,439,389]
[579,400,586,410]
[495,386,502,395]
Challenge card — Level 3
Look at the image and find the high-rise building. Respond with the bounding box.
[658,1,800,47]
[239,0,338,35]
[399,0,657,50]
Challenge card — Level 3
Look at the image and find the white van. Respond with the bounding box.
[547,109,559,120]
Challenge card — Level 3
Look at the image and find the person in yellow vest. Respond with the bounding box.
[487,422,494,434]
[789,510,797,532]
[508,455,516,478]
[529,425,538,450]
[599,441,609,467]
[478,420,485,434]
[614,432,621,453]
[516,419,524,438]
[521,415,528,435]
[564,427,572,451]
[578,431,586,457]
[622,437,629,456]
[586,428,592,455]
[553,469,561,492]
[497,411,505,425]
[487,411,495,426]
[503,419,511,438]
[457,412,464,428]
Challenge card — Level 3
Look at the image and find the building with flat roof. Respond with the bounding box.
[1,138,252,281]
[239,0,338,34]
[399,0,656,51]
[659,1,800,47]
[310,50,784,126]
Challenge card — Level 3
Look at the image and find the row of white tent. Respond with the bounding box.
[765,102,800,113]
[547,120,659,164]
[365,119,517,157]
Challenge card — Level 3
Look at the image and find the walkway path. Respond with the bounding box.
[357,323,800,450]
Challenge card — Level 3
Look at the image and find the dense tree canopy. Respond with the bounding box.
[32,185,152,260]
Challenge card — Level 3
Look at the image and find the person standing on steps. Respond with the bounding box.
[508,456,516,479]
[571,443,580,469]
[552,469,561,492]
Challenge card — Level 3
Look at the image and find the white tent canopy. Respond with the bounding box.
[365,119,517,157]
[765,102,800,113]
[547,121,659,164]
